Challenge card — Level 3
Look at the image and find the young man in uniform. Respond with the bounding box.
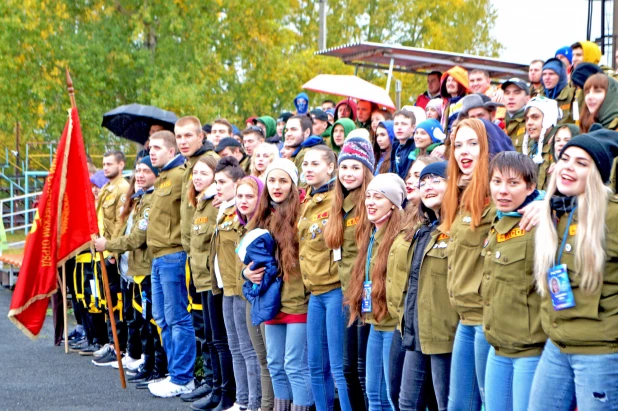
[286,115,325,187]
[215,137,251,174]
[541,58,576,124]
[502,78,531,153]
[146,130,197,398]
[91,150,130,367]
[176,116,218,402]
[528,60,544,98]
[209,118,233,147]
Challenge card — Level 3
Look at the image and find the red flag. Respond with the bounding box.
[8,107,98,338]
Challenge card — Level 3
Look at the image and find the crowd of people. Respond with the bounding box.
[57,38,618,411]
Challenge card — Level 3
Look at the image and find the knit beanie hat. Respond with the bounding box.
[419,161,448,181]
[401,105,427,123]
[366,173,407,209]
[138,156,160,177]
[415,119,446,143]
[523,97,560,164]
[559,125,618,184]
[90,170,109,188]
[265,158,299,186]
[571,63,603,89]
[346,128,371,141]
[555,46,573,64]
[338,136,375,173]
[426,98,444,119]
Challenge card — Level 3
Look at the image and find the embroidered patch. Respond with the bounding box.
[143,208,150,220]
[120,194,126,203]
[437,233,450,241]
[195,217,209,224]
[159,180,172,189]
[138,219,148,231]
[497,227,525,242]
[560,103,571,110]
[569,224,577,236]
[462,216,472,224]
[346,216,360,227]
[313,211,329,220]
[517,127,525,136]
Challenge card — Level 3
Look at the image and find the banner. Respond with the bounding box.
[8,107,99,338]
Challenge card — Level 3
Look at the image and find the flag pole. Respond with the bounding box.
[66,69,126,389]
[62,265,69,354]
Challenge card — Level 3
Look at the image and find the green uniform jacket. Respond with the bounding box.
[97,174,129,240]
[417,229,459,355]
[481,215,545,358]
[292,148,309,189]
[505,110,526,153]
[385,232,413,329]
[279,272,310,315]
[364,226,397,331]
[180,148,218,255]
[447,204,496,325]
[298,187,339,295]
[240,155,251,175]
[147,160,185,258]
[210,204,240,296]
[189,194,218,293]
[106,189,153,277]
[542,84,576,125]
[541,196,618,354]
[339,193,360,294]
[530,84,543,99]
[526,137,553,191]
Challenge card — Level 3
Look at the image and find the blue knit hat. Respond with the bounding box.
[138,155,160,177]
[415,119,446,143]
[338,136,375,173]
[555,46,573,64]
[419,161,448,181]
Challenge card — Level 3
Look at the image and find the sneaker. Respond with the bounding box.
[128,366,151,383]
[91,349,118,367]
[149,378,194,398]
[136,373,165,389]
[93,343,112,359]
[126,355,145,372]
[180,380,212,402]
[62,329,84,343]
[78,343,102,356]
[69,340,89,352]
[68,337,87,348]
[111,354,140,369]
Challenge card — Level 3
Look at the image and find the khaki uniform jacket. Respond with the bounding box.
[97,174,129,240]
[339,193,360,294]
[541,84,576,125]
[298,187,339,295]
[481,215,545,358]
[447,204,496,325]
[526,138,553,191]
[293,148,310,189]
[505,110,526,153]
[180,148,218,255]
[541,197,618,354]
[279,271,310,315]
[146,158,185,258]
[530,84,544,99]
[106,189,153,277]
[240,155,251,175]
[417,229,459,355]
[385,232,413,328]
[209,204,240,296]
[364,227,397,331]
[189,194,218,293]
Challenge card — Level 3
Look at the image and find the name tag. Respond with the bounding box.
[548,264,575,310]
[497,227,525,242]
[333,247,342,262]
[362,281,372,313]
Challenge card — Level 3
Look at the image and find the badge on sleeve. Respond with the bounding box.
[120,194,127,203]
[548,264,575,310]
[143,208,150,220]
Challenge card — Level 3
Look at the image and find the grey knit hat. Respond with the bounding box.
[366,173,407,209]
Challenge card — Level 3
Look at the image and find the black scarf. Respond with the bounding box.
[550,195,577,218]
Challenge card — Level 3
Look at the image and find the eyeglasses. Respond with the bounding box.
[418,176,445,189]
[248,125,264,136]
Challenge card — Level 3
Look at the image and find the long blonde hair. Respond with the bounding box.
[534,161,610,295]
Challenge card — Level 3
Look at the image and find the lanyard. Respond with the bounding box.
[555,207,577,266]
[365,228,377,282]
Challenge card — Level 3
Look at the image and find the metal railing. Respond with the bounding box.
[0,191,42,236]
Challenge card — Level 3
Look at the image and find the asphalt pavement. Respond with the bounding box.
[0,287,188,411]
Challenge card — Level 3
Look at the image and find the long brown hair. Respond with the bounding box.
[119,174,137,223]
[580,73,609,133]
[248,177,301,281]
[324,167,373,249]
[440,119,490,232]
[346,209,402,325]
[188,156,219,207]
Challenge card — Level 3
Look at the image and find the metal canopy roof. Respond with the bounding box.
[316,41,529,79]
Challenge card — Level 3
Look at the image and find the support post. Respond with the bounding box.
[385,57,395,93]
[318,0,327,50]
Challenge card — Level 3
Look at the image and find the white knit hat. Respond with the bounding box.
[523,97,561,164]
[346,128,371,141]
[366,173,407,209]
[265,158,299,186]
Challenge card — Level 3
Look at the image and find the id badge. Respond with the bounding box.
[548,264,575,310]
[141,290,148,320]
[362,281,372,313]
[333,247,342,262]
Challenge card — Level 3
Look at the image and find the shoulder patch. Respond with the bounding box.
[497,227,526,242]
[143,208,150,220]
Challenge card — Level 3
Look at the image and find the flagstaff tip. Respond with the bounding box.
[66,68,76,109]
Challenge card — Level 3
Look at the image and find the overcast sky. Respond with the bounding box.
[491,0,613,66]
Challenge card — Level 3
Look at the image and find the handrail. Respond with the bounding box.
[1,191,41,234]
[0,191,42,202]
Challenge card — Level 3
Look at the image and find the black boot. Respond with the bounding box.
[191,392,221,411]
[209,396,236,411]
[181,381,213,402]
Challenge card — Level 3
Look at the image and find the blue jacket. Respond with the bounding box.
[389,138,416,180]
[238,228,281,326]
[291,135,324,158]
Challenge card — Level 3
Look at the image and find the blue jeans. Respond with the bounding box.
[222,295,261,409]
[265,322,314,406]
[307,288,352,411]
[484,347,539,411]
[366,326,395,410]
[447,324,490,410]
[528,340,618,411]
[151,251,195,385]
[399,349,449,411]
[343,305,370,411]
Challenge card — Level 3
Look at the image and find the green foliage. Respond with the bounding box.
[0,0,501,157]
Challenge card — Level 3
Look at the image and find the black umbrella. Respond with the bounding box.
[101,103,178,145]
